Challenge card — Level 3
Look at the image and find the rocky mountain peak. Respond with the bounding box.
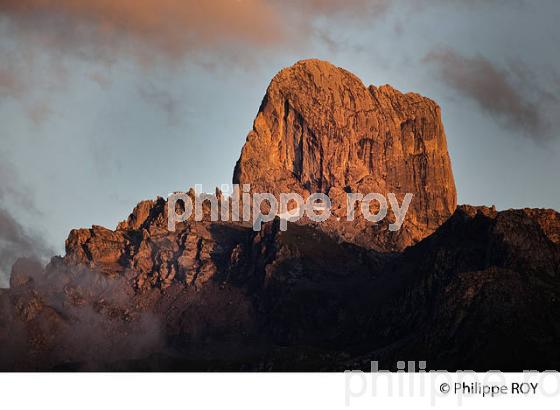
[234,59,457,251]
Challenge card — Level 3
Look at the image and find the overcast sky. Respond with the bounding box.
[1,0,559,286]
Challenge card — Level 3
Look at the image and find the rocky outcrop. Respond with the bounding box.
[64,196,251,290]
[234,59,457,251]
[348,205,560,371]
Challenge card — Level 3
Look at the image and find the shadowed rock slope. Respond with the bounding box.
[1,204,559,371]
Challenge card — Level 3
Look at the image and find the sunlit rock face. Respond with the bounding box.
[234,59,457,251]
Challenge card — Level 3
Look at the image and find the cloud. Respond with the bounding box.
[0,157,53,287]
[0,0,393,122]
[426,49,559,142]
[138,83,183,126]
[0,1,281,118]
[0,0,392,72]
[0,208,53,287]
[0,259,165,369]
[0,0,389,54]
[0,0,542,130]
[0,0,285,63]
[280,0,388,18]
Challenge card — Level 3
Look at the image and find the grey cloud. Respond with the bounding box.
[0,0,392,95]
[138,83,183,127]
[0,158,53,287]
[426,49,559,142]
[0,0,394,131]
[0,207,53,287]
